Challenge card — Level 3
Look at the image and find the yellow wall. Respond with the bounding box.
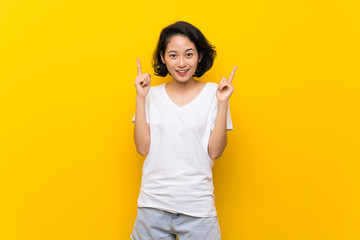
[1,0,359,239]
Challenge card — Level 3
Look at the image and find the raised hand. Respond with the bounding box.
[135,57,151,99]
[216,66,237,103]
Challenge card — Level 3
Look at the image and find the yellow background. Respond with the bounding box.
[1,0,359,239]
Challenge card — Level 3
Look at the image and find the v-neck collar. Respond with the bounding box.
[162,82,208,109]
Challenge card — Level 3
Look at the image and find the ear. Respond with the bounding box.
[160,51,165,64]
[198,52,202,63]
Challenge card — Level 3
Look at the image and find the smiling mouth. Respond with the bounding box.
[176,69,189,76]
[176,69,189,73]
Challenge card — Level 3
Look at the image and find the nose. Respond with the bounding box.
[177,56,186,68]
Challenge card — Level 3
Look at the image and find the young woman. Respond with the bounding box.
[131,21,237,240]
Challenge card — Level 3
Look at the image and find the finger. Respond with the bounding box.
[137,57,142,76]
[229,66,238,83]
[143,74,150,86]
[142,75,148,87]
[219,83,229,93]
[218,78,227,92]
[144,75,150,87]
[217,78,225,91]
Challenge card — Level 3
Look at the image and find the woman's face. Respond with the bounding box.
[161,35,202,83]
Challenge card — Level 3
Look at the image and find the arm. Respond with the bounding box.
[134,96,150,155]
[208,101,229,159]
[133,57,151,156]
[208,65,237,159]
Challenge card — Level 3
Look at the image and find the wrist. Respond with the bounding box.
[217,100,228,108]
[136,95,146,102]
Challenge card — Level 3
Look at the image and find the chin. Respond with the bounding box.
[173,77,192,83]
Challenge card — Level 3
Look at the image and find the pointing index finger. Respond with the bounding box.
[137,57,142,76]
[229,66,238,83]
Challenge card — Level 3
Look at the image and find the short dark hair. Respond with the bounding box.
[152,21,217,78]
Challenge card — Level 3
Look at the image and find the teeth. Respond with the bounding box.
[178,70,188,73]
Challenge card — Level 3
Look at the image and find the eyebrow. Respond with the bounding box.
[168,48,195,53]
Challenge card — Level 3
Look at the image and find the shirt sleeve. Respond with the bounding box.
[132,93,150,124]
[211,99,233,131]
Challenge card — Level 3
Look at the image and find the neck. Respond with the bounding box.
[168,78,198,93]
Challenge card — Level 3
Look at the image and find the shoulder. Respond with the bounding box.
[205,81,218,89]
[150,83,165,90]
[145,83,165,102]
[148,83,165,95]
[204,82,218,94]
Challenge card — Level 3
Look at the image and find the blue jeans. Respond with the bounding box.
[131,207,221,240]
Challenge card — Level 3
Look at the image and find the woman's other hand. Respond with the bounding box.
[216,66,237,103]
[135,57,151,99]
